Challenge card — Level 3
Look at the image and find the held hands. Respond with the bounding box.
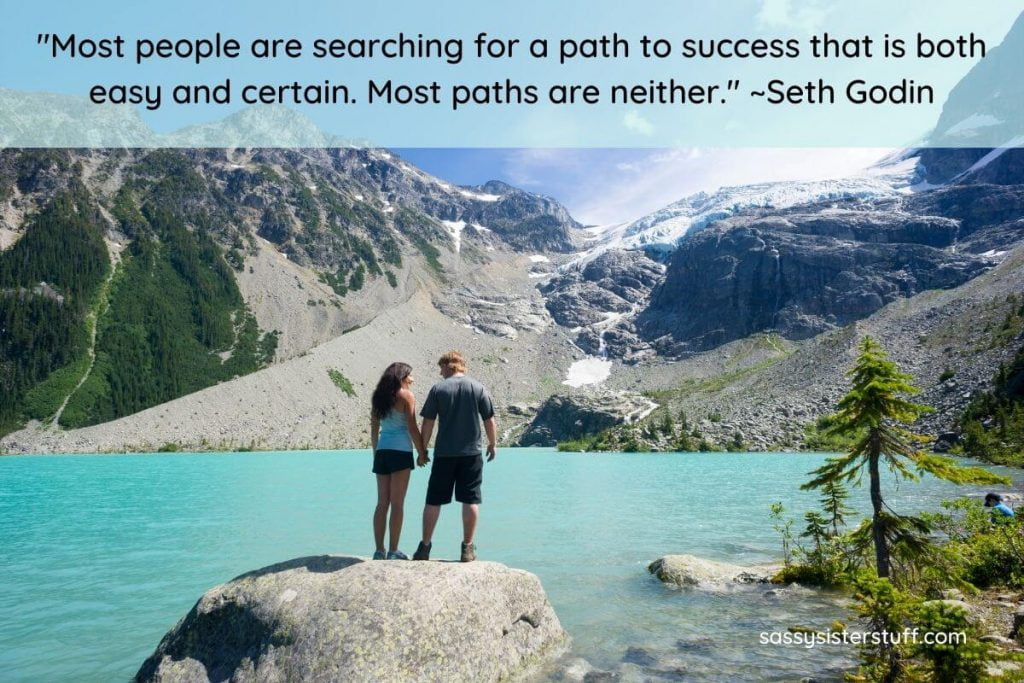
[486,444,497,462]
[417,450,430,467]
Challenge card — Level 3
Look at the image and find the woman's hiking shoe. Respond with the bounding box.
[386,550,409,560]
[461,542,476,563]
[412,541,431,561]
[372,550,386,560]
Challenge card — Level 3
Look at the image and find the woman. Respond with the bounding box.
[370,362,427,560]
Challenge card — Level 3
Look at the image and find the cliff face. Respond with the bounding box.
[540,250,664,357]
[636,185,1024,354]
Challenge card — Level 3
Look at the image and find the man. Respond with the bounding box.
[413,351,497,562]
[984,493,1016,518]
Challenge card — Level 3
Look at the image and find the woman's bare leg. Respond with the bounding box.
[374,474,390,552]
[388,468,412,552]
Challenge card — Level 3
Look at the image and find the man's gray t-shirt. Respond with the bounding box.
[420,375,495,457]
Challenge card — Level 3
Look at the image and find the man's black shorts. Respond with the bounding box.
[426,455,483,505]
[372,449,414,475]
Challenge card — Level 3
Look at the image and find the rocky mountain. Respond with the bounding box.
[513,15,1024,448]
[0,147,582,439]
[539,249,664,359]
[635,176,1024,355]
[537,11,1024,361]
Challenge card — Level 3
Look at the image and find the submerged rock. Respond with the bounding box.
[648,554,780,587]
[548,655,597,681]
[135,555,567,683]
[621,645,658,666]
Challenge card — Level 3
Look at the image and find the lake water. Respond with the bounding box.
[0,449,1016,681]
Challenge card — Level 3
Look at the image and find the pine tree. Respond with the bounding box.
[802,336,1008,578]
[659,411,674,436]
[802,511,829,556]
[820,479,852,537]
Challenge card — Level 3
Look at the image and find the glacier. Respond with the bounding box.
[578,153,923,260]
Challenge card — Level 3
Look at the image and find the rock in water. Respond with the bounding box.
[648,554,780,587]
[135,555,567,682]
[518,392,656,447]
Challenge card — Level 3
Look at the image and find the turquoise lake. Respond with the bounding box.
[0,449,1017,681]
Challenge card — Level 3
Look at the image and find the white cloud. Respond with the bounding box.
[570,148,893,225]
[494,147,892,227]
[757,0,832,34]
[501,148,589,188]
[622,110,655,137]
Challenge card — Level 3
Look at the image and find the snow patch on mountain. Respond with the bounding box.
[563,357,612,387]
[585,155,922,257]
[955,136,1024,179]
[458,188,502,202]
[441,220,466,252]
[944,113,1003,138]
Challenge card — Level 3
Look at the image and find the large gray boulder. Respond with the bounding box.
[135,555,567,683]
[518,392,657,447]
[648,554,780,587]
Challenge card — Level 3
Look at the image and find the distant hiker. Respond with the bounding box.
[984,493,1016,518]
[369,362,428,560]
[413,351,497,563]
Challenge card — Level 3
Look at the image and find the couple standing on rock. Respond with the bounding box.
[369,351,497,563]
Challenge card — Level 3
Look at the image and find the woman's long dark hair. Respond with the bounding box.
[371,362,412,420]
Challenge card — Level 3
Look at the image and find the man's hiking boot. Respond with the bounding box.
[461,542,476,563]
[372,550,386,560]
[386,550,409,560]
[413,541,431,561]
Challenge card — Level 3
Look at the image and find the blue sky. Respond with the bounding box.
[395,147,891,225]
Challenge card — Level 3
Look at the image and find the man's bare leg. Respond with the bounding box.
[421,504,441,545]
[462,503,479,545]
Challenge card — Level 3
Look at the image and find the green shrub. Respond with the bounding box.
[958,341,1024,466]
[556,438,591,452]
[848,573,919,682]
[803,413,863,452]
[328,369,356,397]
[912,600,991,683]
[925,497,1024,589]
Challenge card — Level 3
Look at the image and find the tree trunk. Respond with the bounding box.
[869,441,891,578]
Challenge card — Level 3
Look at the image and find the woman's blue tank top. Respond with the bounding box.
[377,406,413,451]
